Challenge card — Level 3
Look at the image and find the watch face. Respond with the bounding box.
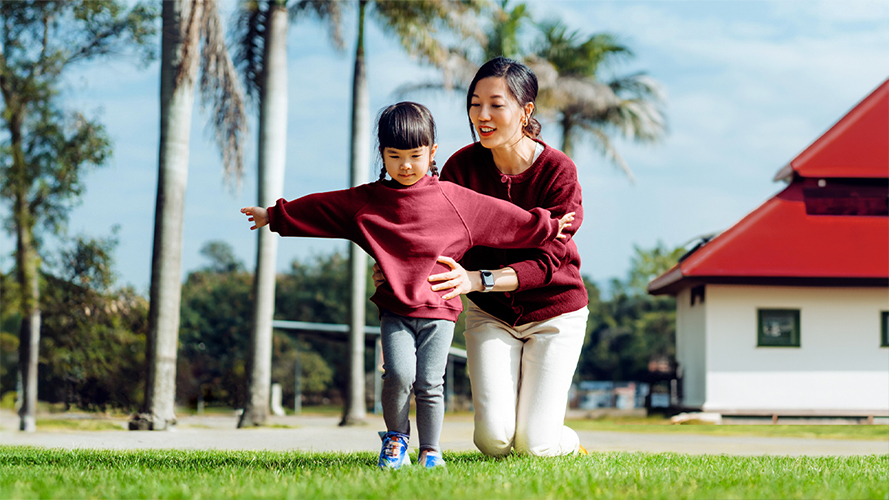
[481,271,494,289]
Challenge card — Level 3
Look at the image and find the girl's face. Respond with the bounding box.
[469,76,533,150]
[383,144,438,186]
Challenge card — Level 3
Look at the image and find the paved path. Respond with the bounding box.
[1,413,886,457]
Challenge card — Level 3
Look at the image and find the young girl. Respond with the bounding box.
[241,102,573,469]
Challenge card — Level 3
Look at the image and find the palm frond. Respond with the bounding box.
[199,0,248,186]
[230,0,266,106]
[373,0,486,68]
[290,0,345,51]
[580,123,635,183]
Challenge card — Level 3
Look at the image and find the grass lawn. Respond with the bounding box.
[1,447,886,500]
[565,416,889,441]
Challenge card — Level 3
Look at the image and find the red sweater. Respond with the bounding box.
[267,175,562,322]
[440,140,589,326]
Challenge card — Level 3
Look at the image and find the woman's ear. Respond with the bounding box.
[523,102,534,121]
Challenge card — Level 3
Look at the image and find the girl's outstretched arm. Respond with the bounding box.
[241,206,269,230]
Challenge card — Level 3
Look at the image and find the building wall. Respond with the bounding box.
[676,287,707,408]
[702,285,889,412]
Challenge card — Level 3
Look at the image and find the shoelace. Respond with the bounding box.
[383,440,402,458]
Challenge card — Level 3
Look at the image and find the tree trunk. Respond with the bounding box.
[560,113,575,158]
[341,0,369,427]
[143,0,202,431]
[7,98,39,433]
[14,190,39,433]
[239,0,289,428]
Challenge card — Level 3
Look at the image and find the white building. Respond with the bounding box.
[648,80,889,420]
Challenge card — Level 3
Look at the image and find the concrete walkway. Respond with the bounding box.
[1,412,886,457]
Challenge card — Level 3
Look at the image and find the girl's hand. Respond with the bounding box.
[556,212,575,240]
[372,262,386,288]
[241,206,269,230]
[429,256,472,300]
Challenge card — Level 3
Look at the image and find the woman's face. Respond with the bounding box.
[469,76,532,150]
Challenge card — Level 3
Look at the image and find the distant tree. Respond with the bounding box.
[39,230,148,412]
[176,246,357,411]
[178,242,254,410]
[0,0,157,431]
[579,244,681,382]
[274,251,378,407]
[144,0,247,431]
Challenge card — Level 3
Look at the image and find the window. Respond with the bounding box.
[882,311,889,348]
[757,309,800,347]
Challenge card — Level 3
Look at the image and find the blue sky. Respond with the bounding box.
[2,0,887,296]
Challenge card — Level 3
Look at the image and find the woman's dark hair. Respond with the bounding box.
[466,56,541,141]
[376,101,438,180]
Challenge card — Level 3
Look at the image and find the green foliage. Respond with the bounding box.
[37,233,148,411]
[273,251,379,406]
[1,447,886,500]
[579,243,681,382]
[177,245,255,409]
[0,0,158,240]
[177,244,375,409]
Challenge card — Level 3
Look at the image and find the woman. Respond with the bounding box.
[377,56,589,457]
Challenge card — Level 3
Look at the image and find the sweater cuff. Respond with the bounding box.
[267,200,282,233]
[510,260,548,291]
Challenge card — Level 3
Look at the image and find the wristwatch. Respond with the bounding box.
[480,270,495,292]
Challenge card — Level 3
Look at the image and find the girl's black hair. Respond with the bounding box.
[376,102,438,181]
[466,56,541,141]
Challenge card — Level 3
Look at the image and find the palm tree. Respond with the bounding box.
[143,0,247,431]
[338,0,484,426]
[396,0,525,97]
[532,19,666,182]
[231,0,343,428]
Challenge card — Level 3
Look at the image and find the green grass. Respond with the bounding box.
[32,419,126,432]
[1,447,886,500]
[566,416,889,441]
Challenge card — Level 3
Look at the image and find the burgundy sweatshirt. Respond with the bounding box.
[267,175,562,322]
[440,140,589,326]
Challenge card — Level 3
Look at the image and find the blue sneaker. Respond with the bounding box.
[378,431,411,469]
[418,449,446,468]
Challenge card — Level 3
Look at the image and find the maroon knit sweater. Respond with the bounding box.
[440,140,589,326]
[267,175,563,322]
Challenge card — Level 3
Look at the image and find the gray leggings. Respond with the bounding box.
[380,310,454,454]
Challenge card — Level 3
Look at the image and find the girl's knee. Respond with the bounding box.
[382,368,414,391]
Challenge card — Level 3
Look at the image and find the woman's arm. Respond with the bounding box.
[429,257,517,300]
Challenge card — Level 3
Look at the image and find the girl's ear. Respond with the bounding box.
[429,143,439,162]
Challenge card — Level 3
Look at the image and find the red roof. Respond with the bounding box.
[650,79,889,295]
[774,79,889,181]
[648,181,889,294]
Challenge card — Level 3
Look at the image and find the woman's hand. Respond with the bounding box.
[372,262,386,288]
[241,206,269,230]
[429,256,473,300]
[556,212,575,240]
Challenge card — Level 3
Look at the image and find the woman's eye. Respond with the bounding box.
[470,103,480,107]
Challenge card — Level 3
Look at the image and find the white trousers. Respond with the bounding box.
[464,301,588,457]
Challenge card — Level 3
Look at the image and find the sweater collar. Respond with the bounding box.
[379,174,438,191]
[479,139,551,184]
